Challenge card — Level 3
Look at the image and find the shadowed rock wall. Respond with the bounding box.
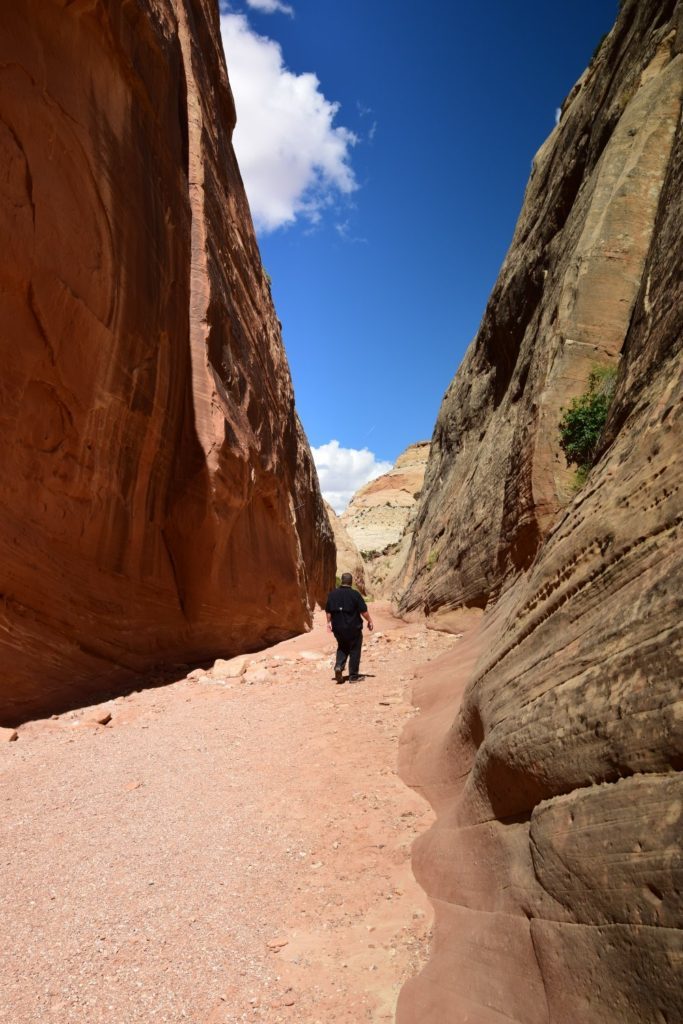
[324,502,367,594]
[397,1,682,1020]
[0,0,334,724]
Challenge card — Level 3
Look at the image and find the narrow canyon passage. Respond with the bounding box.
[0,606,460,1024]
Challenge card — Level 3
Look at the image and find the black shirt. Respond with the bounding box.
[325,586,368,632]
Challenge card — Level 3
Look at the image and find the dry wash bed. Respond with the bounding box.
[0,605,460,1023]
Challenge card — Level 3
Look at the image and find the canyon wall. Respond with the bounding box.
[342,441,429,597]
[397,1,682,1021]
[0,0,334,724]
[324,502,367,594]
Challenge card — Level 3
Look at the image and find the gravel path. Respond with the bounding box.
[1,604,460,1023]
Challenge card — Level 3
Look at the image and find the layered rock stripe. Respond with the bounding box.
[397,1,683,1021]
[0,0,334,723]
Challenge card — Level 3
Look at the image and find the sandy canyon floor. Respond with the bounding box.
[1,604,461,1023]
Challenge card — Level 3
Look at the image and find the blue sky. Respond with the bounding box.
[220,1,618,510]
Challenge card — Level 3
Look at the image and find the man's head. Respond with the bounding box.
[340,572,353,587]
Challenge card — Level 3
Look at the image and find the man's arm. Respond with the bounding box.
[361,609,374,631]
[326,611,333,633]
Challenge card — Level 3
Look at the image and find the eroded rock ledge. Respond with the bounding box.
[0,0,334,724]
[397,1,682,1020]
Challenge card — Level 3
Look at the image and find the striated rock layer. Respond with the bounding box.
[397,1,683,1021]
[0,0,334,724]
[342,441,429,597]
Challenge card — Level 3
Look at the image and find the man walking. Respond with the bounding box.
[325,573,374,683]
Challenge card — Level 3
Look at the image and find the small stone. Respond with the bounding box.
[89,710,112,726]
[212,655,251,679]
[0,727,18,742]
[244,668,269,685]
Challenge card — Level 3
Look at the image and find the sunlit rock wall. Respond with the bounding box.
[343,441,429,597]
[397,1,683,1020]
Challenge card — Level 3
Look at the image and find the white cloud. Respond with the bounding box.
[554,107,562,125]
[312,440,393,514]
[220,14,358,232]
[334,220,367,245]
[245,0,294,15]
[355,102,377,142]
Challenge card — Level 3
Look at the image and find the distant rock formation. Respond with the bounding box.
[397,1,683,1021]
[341,442,429,596]
[324,502,367,593]
[0,0,334,724]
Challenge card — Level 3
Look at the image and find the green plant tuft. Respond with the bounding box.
[559,365,618,472]
[571,465,590,492]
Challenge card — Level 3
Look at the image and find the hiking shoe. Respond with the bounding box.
[348,674,360,682]
[334,668,344,684]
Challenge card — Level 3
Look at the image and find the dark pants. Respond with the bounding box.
[333,628,363,677]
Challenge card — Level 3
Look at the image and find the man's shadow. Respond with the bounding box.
[333,673,376,681]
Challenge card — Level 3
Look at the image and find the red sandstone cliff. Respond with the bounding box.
[397,1,683,1021]
[0,0,334,724]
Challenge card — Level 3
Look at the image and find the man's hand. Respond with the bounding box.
[326,621,333,633]
[368,620,374,632]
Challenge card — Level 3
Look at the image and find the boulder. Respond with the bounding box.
[211,656,251,679]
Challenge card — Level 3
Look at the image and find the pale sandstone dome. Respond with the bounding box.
[323,501,367,593]
[396,1,683,1021]
[0,0,334,724]
[341,441,429,556]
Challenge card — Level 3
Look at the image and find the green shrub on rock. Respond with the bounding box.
[559,365,618,471]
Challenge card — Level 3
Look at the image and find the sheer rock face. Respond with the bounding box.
[0,0,334,724]
[341,442,429,596]
[324,502,367,593]
[398,3,681,616]
[397,2,683,1022]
